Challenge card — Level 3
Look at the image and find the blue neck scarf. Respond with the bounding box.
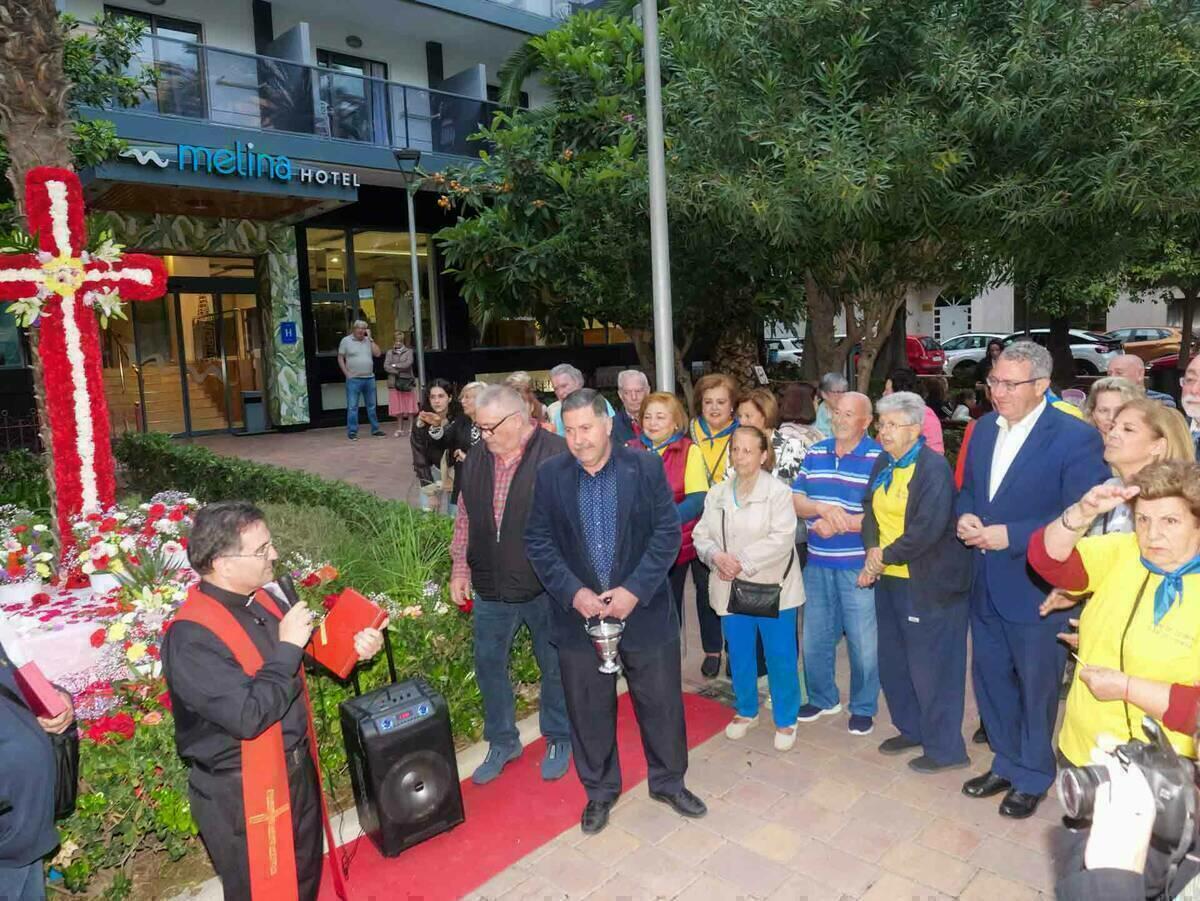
[641,432,683,454]
[872,437,924,493]
[694,417,738,447]
[1139,554,1200,624]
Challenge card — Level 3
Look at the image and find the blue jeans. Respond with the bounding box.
[473,594,570,749]
[0,861,46,901]
[345,377,380,436]
[723,608,800,727]
[802,565,879,716]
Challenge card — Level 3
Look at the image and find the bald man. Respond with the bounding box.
[792,392,883,736]
[1107,354,1176,408]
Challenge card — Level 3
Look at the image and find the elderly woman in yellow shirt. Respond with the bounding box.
[1029,461,1200,765]
[859,392,972,774]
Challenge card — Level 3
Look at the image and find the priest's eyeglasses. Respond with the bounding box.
[220,540,275,560]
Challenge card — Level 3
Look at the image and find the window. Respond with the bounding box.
[316,50,388,144]
[304,227,441,357]
[942,336,968,351]
[486,84,529,109]
[0,307,24,368]
[106,6,204,119]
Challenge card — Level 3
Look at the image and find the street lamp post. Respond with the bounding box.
[394,149,427,389]
[643,0,675,393]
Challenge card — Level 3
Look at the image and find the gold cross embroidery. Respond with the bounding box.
[247,789,291,875]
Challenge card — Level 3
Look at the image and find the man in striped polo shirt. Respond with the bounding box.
[792,392,882,735]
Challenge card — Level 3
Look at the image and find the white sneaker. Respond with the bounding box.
[796,703,843,723]
[725,716,759,740]
[774,726,798,751]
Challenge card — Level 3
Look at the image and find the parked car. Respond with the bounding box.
[1105,327,1183,363]
[940,332,1008,379]
[907,335,945,375]
[766,337,802,365]
[1001,329,1122,375]
[831,334,944,375]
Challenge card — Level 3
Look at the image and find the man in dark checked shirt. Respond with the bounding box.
[450,385,572,785]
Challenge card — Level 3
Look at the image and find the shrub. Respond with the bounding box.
[0,449,51,510]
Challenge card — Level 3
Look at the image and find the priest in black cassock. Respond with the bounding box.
[162,502,386,901]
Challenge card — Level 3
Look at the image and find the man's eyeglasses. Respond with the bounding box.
[220,540,274,560]
[478,411,516,437]
[986,376,1040,394]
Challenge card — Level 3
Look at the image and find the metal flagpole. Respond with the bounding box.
[406,186,427,389]
[643,0,675,393]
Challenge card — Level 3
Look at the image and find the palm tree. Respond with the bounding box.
[0,0,74,533]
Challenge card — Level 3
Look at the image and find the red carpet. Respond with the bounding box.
[319,691,729,901]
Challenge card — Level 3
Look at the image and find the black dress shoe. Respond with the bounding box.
[700,654,721,679]
[972,724,989,745]
[649,787,708,819]
[962,771,1012,798]
[999,789,1043,819]
[580,799,612,835]
[878,735,922,756]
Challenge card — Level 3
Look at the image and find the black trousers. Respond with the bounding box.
[669,558,723,654]
[557,641,689,803]
[188,750,323,901]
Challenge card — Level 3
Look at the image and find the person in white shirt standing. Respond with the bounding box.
[955,342,1108,820]
[337,320,384,440]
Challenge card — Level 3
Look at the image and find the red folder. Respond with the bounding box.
[306,588,387,679]
[12,661,68,719]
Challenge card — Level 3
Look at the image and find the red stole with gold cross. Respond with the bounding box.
[173,585,346,900]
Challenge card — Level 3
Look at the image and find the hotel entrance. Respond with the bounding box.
[102,256,265,436]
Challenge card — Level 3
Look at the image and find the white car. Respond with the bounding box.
[940,332,1007,378]
[1001,330,1123,375]
[767,337,802,365]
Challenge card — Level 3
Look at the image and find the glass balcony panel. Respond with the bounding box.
[113,34,502,156]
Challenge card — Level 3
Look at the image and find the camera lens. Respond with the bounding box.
[1057,764,1109,820]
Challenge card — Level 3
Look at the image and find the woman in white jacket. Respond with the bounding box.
[693,426,805,750]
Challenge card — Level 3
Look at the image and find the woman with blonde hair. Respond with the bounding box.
[689,372,740,676]
[630,392,710,639]
[1082,376,1144,436]
[504,371,552,430]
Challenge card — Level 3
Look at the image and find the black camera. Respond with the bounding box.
[1058,717,1197,857]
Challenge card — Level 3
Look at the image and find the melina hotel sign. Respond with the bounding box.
[119,142,361,187]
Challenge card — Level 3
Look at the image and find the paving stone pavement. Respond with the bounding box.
[193,429,1068,900]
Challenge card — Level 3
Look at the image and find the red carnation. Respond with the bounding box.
[31,592,50,604]
[127,554,140,566]
[300,573,320,588]
[459,598,474,614]
[322,594,339,611]
[167,508,185,523]
[157,691,172,711]
[11,525,27,535]
[88,535,103,547]
[89,629,106,648]
[100,517,118,532]
[86,513,102,523]
[85,712,136,744]
[148,503,166,518]
[146,645,160,660]
[179,537,189,549]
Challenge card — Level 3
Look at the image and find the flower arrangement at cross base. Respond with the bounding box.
[70,492,197,591]
[0,506,56,602]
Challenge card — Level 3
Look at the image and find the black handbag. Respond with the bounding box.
[0,681,80,821]
[722,509,794,619]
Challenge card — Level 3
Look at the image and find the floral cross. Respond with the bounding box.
[0,167,166,540]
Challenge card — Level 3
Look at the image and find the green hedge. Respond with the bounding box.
[0,448,51,510]
[115,432,391,528]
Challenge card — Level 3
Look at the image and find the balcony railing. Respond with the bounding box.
[114,34,505,158]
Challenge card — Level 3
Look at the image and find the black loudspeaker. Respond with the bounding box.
[340,677,465,857]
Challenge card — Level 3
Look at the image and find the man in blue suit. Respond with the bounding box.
[526,389,707,836]
[956,341,1108,819]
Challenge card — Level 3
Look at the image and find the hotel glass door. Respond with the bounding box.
[101,276,262,436]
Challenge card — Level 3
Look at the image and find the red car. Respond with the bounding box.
[907,335,945,375]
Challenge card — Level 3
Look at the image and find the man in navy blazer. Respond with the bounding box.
[956,342,1108,818]
[525,389,707,835]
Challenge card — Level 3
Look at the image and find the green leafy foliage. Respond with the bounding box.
[0,449,51,510]
[0,12,152,228]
